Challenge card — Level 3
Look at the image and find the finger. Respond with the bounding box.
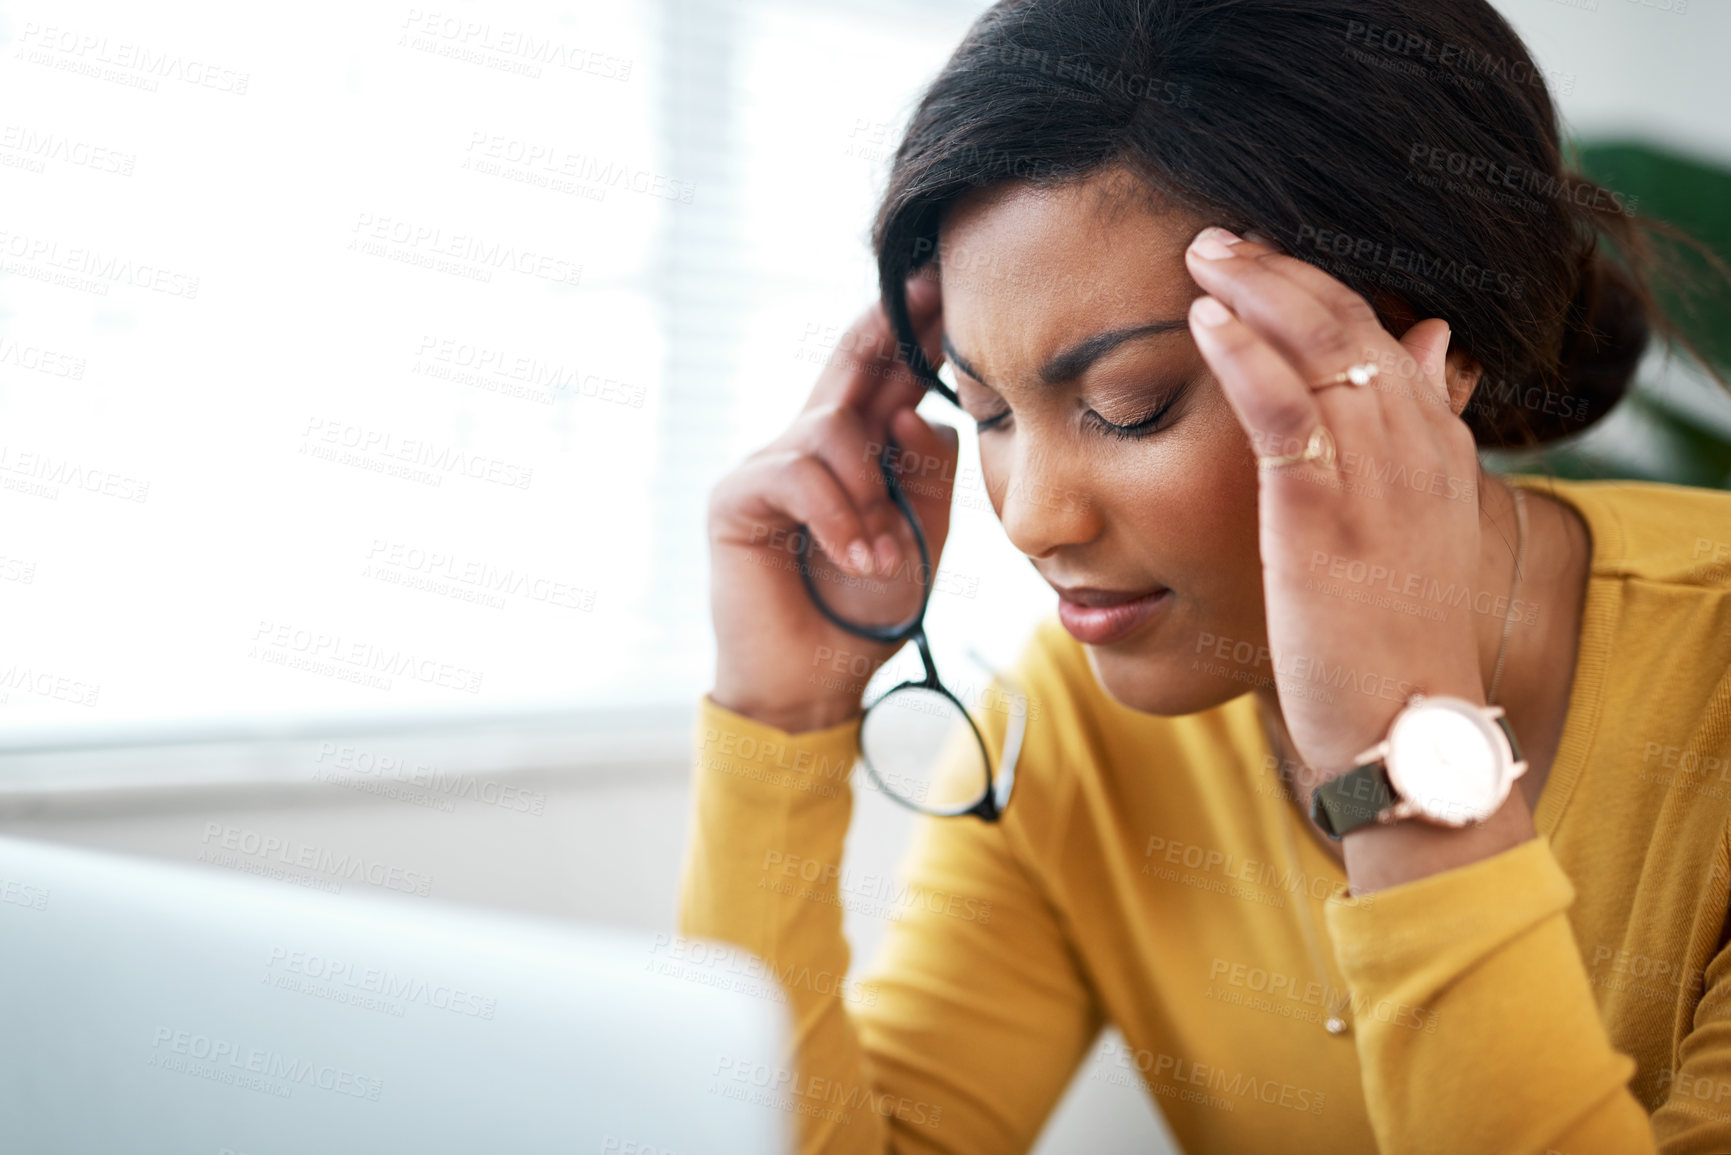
[1205,232,1469,463]
[861,268,946,429]
[907,263,942,340]
[1394,319,1484,490]
[1193,229,1458,425]
[808,273,943,421]
[1244,248,1450,407]
[1279,276,1454,418]
[890,403,959,482]
[1188,294,1335,475]
[720,451,876,575]
[1212,232,1378,337]
[1399,319,1455,412]
[885,404,960,518]
[1186,228,1387,393]
[801,300,907,415]
[792,406,913,574]
[1381,318,1465,460]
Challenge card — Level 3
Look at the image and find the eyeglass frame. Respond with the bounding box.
[795,436,1024,822]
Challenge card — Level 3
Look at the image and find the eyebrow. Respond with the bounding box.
[940,319,1190,391]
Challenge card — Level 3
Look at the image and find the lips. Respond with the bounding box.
[1048,582,1172,645]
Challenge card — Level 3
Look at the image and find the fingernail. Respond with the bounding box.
[1190,227,1240,260]
[848,540,874,574]
[1192,296,1232,328]
[873,532,900,575]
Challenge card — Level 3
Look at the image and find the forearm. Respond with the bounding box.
[676,694,887,1154]
[1325,836,1656,1154]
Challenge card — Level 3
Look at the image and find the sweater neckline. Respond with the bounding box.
[1503,471,1614,839]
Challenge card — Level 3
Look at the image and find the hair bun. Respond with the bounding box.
[1545,252,1650,444]
[1471,251,1649,449]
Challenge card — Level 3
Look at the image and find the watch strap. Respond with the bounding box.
[1310,760,1397,841]
[1493,712,1524,764]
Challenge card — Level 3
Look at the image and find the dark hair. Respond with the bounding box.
[873,0,1719,450]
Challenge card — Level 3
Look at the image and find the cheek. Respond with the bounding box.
[1096,420,1258,573]
[972,395,1263,592]
[1170,390,1263,567]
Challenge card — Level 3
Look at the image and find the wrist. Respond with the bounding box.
[1312,672,1487,783]
[1313,688,1529,887]
[1342,786,1534,893]
[706,687,864,735]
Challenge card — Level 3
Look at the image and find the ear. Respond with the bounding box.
[1442,345,1483,419]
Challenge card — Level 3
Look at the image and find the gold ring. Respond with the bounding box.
[1255,424,1337,471]
[1313,362,1379,390]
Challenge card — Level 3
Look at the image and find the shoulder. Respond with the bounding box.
[1510,473,1731,590]
[1517,474,1731,712]
[1523,477,1731,864]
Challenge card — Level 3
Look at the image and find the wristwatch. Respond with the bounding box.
[1310,693,1528,840]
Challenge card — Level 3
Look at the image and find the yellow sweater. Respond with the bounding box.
[678,473,1731,1154]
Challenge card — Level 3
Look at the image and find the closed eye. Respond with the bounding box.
[973,380,1191,439]
[1088,396,1174,440]
[1089,378,1190,440]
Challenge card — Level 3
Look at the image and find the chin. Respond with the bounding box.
[1080,641,1250,717]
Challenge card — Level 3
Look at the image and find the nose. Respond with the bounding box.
[993,440,1102,559]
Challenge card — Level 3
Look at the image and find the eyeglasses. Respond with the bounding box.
[796,438,1026,822]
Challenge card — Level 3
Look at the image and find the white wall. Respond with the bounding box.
[1495,0,1731,165]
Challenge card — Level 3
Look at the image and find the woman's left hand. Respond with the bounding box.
[1182,226,1488,780]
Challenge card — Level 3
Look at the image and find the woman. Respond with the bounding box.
[684,0,1731,1150]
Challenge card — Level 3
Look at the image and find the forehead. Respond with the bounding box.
[936,169,1206,381]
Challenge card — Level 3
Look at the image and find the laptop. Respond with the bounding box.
[0,835,791,1154]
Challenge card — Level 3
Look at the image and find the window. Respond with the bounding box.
[1,0,1055,767]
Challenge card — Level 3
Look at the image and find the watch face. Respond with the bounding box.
[1386,699,1504,824]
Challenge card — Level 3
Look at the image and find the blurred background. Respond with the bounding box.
[2,0,1727,1149]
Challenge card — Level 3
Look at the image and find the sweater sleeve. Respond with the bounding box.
[676,692,1102,1154]
[1321,834,1695,1153]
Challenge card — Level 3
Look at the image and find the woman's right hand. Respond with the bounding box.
[707,269,958,733]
